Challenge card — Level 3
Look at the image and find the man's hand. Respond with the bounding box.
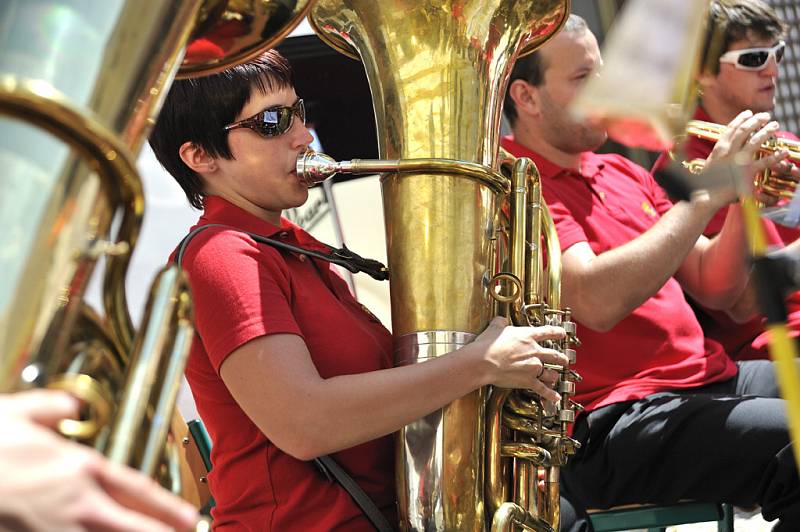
[756,156,800,206]
[704,110,791,207]
[0,390,200,532]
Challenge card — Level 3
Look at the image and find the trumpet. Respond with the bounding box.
[682,120,800,199]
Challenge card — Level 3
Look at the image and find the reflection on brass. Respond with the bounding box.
[301,2,572,527]
[0,76,143,390]
[179,0,314,78]
[297,150,510,193]
[49,372,114,440]
[485,153,582,532]
[0,1,301,521]
[0,0,200,512]
[682,120,800,198]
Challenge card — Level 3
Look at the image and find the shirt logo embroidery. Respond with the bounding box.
[641,201,657,218]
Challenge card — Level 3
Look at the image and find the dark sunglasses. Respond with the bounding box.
[224,98,305,137]
[719,41,785,71]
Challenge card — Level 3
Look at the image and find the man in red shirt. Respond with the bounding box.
[503,13,800,531]
[653,0,800,361]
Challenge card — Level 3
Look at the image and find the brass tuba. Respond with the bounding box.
[300,2,579,529]
[0,0,309,499]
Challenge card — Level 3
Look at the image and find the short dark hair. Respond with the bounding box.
[503,14,588,127]
[702,0,785,75]
[149,50,295,209]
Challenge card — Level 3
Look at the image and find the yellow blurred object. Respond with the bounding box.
[571,0,711,150]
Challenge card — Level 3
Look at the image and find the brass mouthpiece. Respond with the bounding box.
[296,150,348,187]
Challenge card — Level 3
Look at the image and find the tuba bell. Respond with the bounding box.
[300,2,580,529]
[0,0,310,502]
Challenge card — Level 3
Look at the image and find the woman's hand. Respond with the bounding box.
[472,316,569,402]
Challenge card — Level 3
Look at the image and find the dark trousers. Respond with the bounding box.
[559,360,799,531]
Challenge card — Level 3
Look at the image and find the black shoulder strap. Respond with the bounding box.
[175,224,388,281]
[314,456,394,532]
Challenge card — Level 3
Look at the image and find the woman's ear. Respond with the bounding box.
[508,79,541,119]
[179,142,217,174]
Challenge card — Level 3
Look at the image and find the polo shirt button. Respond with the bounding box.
[298,254,307,262]
[280,232,288,238]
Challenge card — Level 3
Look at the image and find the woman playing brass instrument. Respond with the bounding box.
[148,50,570,531]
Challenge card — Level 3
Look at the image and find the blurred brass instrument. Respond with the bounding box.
[0,0,309,506]
[682,120,800,199]
[300,1,579,529]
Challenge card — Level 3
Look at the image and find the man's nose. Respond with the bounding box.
[761,55,780,77]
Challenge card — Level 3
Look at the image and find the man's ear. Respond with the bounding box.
[695,69,717,94]
[179,142,217,174]
[508,79,541,119]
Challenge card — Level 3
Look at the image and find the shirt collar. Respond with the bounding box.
[693,105,712,122]
[199,195,329,251]
[501,134,605,181]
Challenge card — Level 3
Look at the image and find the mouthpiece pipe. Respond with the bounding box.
[296,150,399,186]
[296,150,510,193]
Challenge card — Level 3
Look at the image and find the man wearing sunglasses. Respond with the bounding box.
[504,12,800,532]
[653,0,800,363]
[700,2,788,126]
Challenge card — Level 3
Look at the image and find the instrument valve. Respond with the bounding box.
[80,238,131,260]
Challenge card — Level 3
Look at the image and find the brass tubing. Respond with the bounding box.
[491,502,555,532]
[543,466,561,530]
[104,265,194,475]
[507,157,530,324]
[541,204,562,311]
[140,296,194,476]
[297,151,511,194]
[0,77,142,390]
[501,442,551,465]
[486,388,513,518]
[529,174,546,320]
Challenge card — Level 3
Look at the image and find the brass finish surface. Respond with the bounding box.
[104,265,194,476]
[683,120,800,199]
[307,2,570,529]
[297,151,510,193]
[310,0,569,335]
[0,76,142,391]
[0,1,305,520]
[179,0,313,78]
[491,501,555,532]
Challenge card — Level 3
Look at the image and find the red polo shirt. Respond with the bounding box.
[175,196,396,531]
[652,107,800,360]
[502,135,737,412]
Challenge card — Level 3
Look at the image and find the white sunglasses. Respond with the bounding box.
[719,40,785,71]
